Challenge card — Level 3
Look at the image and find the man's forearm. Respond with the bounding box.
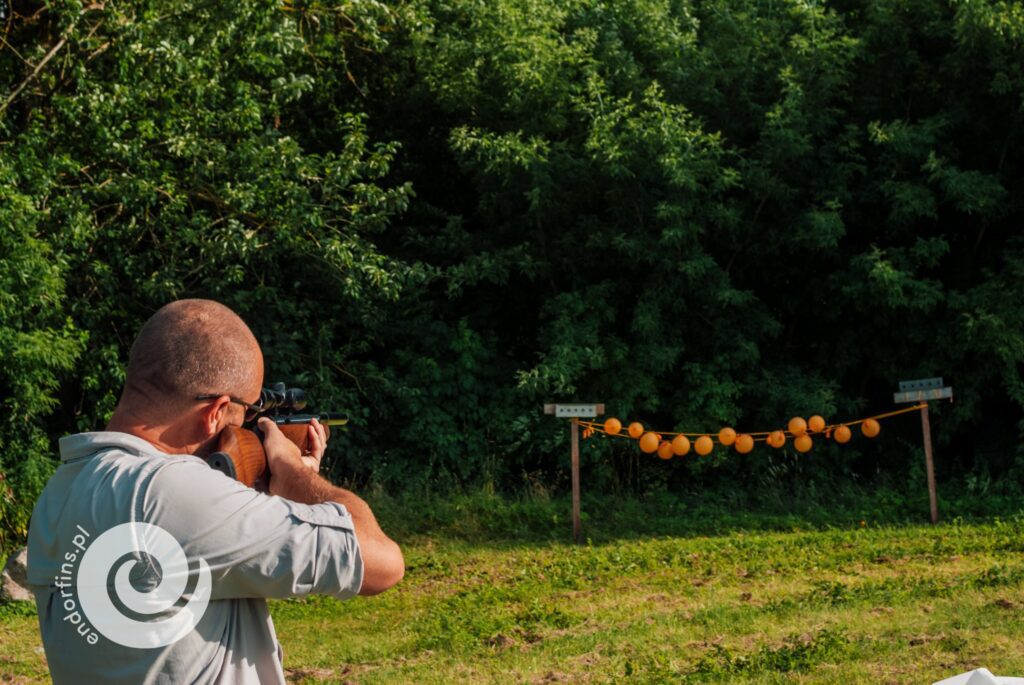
[270,458,386,538]
[259,416,405,594]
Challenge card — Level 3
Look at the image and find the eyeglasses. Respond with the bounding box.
[194,394,262,423]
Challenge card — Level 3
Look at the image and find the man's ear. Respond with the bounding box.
[197,395,232,437]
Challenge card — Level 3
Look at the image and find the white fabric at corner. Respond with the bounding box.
[932,668,1024,685]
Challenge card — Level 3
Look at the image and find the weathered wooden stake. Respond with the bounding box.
[894,378,952,525]
[544,403,604,544]
[570,419,581,544]
[920,403,939,524]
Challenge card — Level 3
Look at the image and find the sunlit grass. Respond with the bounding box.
[272,518,1024,683]
[3,512,1024,683]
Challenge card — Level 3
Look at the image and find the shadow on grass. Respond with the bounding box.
[368,483,1024,547]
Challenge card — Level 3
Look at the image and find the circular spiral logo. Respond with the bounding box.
[78,522,211,649]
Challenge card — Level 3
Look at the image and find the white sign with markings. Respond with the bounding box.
[554,404,601,418]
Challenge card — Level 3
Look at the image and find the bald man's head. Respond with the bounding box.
[120,299,263,421]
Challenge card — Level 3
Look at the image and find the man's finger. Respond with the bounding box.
[259,417,301,461]
[258,416,283,437]
[310,418,327,444]
[307,419,328,458]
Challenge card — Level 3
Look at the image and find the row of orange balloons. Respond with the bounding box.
[597,415,881,460]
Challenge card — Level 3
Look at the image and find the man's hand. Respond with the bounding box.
[260,418,314,498]
[302,418,328,472]
[259,417,328,483]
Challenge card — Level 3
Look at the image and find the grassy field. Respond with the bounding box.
[2,502,1024,684]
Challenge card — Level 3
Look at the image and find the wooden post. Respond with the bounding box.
[894,378,951,525]
[570,419,582,544]
[544,403,603,544]
[920,403,939,524]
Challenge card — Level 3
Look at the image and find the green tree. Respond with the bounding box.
[3,0,1024,550]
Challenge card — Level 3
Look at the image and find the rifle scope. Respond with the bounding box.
[258,382,307,413]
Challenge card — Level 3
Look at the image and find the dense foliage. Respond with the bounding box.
[2,0,1023,547]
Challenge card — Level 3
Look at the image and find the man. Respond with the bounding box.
[26,299,403,683]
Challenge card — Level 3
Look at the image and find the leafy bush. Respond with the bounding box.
[3,0,1024,548]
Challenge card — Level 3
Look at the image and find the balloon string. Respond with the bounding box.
[577,403,928,443]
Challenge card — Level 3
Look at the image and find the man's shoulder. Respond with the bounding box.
[27,434,213,587]
[59,430,172,462]
[34,431,220,528]
[51,432,211,502]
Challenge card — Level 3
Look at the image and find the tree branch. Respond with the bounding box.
[0,4,104,116]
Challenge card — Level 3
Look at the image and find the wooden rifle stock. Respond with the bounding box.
[206,423,328,488]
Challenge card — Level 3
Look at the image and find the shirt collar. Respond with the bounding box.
[58,431,168,463]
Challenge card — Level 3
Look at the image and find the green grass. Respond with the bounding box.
[268,516,1024,684]
[3,495,1024,683]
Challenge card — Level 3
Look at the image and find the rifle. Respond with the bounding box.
[205,383,348,488]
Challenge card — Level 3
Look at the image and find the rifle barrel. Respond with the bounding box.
[272,413,349,427]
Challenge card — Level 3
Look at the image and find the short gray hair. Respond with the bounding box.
[123,299,262,412]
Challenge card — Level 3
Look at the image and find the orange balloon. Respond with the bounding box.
[788,417,808,436]
[794,434,813,453]
[861,419,881,438]
[768,430,786,448]
[808,415,826,433]
[834,425,852,444]
[671,434,691,456]
[604,418,622,436]
[639,432,659,453]
[657,441,674,460]
[628,422,644,439]
[695,435,714,456]
[718,427,737,446]
[734,434,754,454]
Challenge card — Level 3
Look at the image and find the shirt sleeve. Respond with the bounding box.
[141,457,363,601]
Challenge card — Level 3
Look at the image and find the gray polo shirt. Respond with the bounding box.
[26,432,363,684]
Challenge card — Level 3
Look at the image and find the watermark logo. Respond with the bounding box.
[69,522,212,649]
